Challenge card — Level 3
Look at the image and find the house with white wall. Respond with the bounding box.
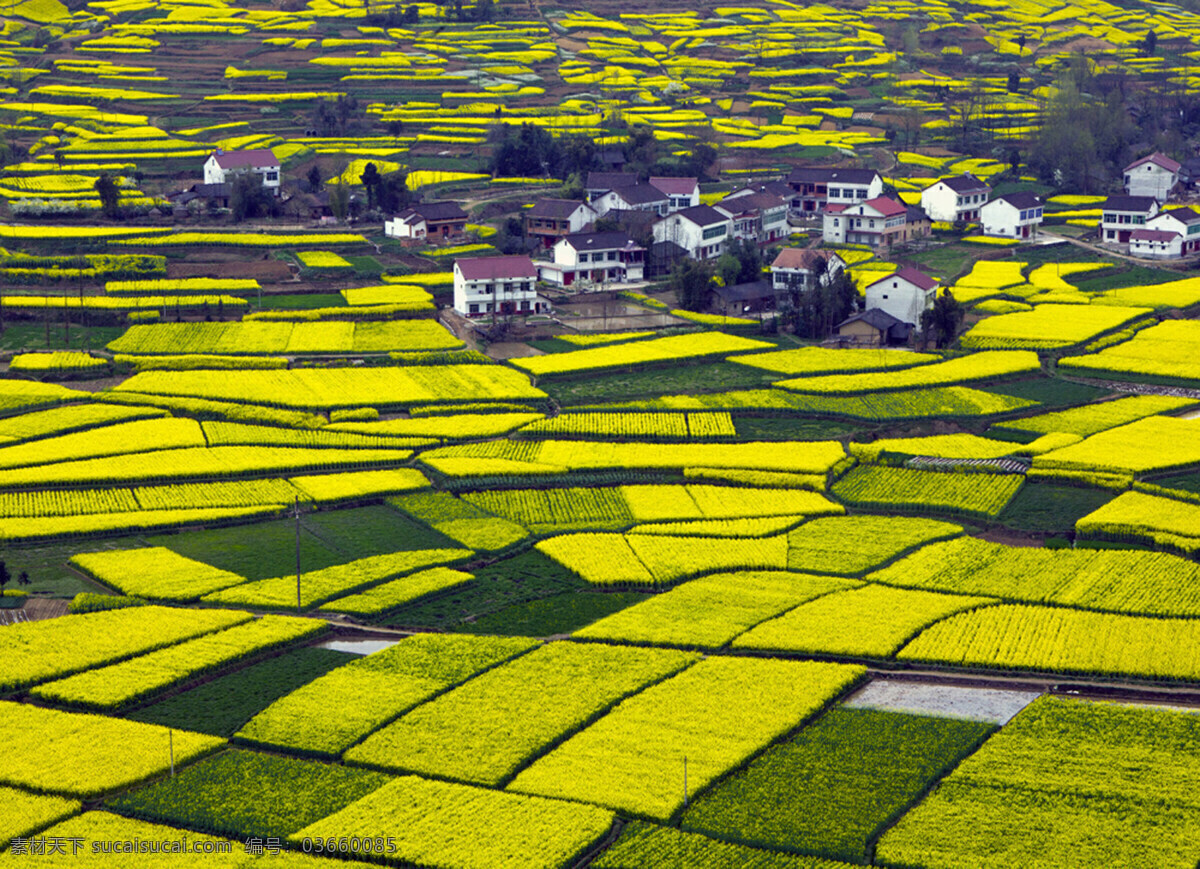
[1124,153,1181,202]
[1146,207,1200,254]
[1129,229,1183,259]
[920,174,991,223]
[979,192,1044,239]
[652,205,732,260]
[649,177,700,212]
[453,255,541,318]
[1100,195,1160,245]
[864,267,938,332]
[384,201,468,241]
[592,184,669,218]
[203,149,281,194]
[786,167,883,214]
[524,199,597,248]
[823,196,909,246]
[537,231,645,286]
[716,191,790,243]
[770,248,846,293]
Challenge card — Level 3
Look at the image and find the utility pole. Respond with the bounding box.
[294,497,302,612]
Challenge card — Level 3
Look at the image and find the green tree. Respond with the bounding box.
[231,173,273,222]
[306,164,323,191]
[329,183,350,222]
[17,570,29,591]
[921,290,964,348]
[1144,30,1157,55]
[671,259,713,312]
[0,560,9,597]
[94,173,121,220]
[360,161,380,210]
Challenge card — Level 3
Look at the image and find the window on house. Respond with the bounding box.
[484,284,494,293]
[468,303,479,314]
[829,188,840,198]
[265,172,278,182]
[607,252,617,261]
[579,253,588,262]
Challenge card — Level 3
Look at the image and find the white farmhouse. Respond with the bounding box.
[649,177,700,212]
[979,192,1044,239]
[785,167,883,214]
[537,231,646,287]
[919,173,991,223]
[1146,207,1200,254]
[453,255,541,318]
[1129,229,1183,259]
[592,184,669,218]
[652,205,732,260]
[203,149,281,194]
[864,267,939,332]
[1100,196,1160,245]
[770,248,846,293]
[716,191,789,243]
[1123,153,1181,202]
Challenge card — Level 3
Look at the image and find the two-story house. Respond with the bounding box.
[769,248,846,293]
[384,201,468,241]
[716,190,790,243]
[786,167,883,215]
[1145,207,1200,254]
[823,196,909,247]
[1100,195,1160,245]
[537,231,646,287]
[592,183,670,218]
[203,149,281,195]
[652,205,732,260]
[585,171,637,203]
[453,255,541,318]
[524,199,598,248]
[920,174,991,223]
[979,192,1044,239]
[1123,153,1181,202]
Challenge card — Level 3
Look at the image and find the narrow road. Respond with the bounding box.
[1040,229,1197,269]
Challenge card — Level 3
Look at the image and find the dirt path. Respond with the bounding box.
[1041,230,1197,269]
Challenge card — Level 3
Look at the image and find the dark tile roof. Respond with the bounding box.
[411,201,467,221]
[713,279,774,303]
[1103,195,1159,212]
[938,174,991,193]
[1160,206,1200,223]
[562,231,644,250]
[609,184,668,206]
[992,192,1042,209]
[786,167,880,185]
[838,307,905,330]
[674,204,729,226]
[586,171,637,190]
[719,191,788,213]
[528,198,589,219]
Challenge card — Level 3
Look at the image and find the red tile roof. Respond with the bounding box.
[1130,229,1179,242]
[867,266,938,292]
[862,196,907,217]
[211,148,278,169]
[1126,152,1182,174]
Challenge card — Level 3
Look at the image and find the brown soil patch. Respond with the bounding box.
[168,260,295,282]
